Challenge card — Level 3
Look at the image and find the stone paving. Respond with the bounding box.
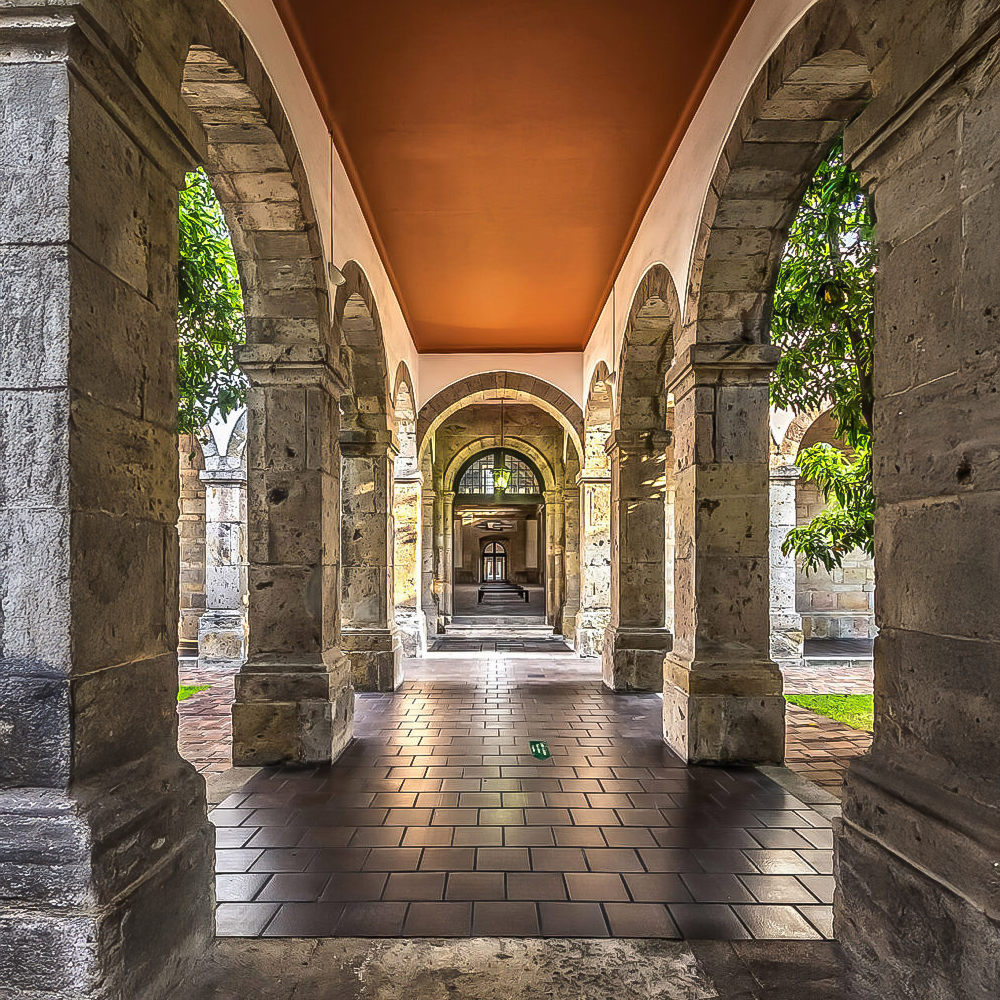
[203,654,837,940]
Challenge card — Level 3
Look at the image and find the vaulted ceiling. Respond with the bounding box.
[273,0,753,353]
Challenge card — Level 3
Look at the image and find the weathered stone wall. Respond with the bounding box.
[796,479,875,639]
[178,434,207,651]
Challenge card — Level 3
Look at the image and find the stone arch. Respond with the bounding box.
[393,361,418,475]
[684,0,871,343]
[585,361,613,474]
[773,406,827,466]
[444,438,557,494]
[616,263,680,432]
[335,260,392,435]
[181,43,332,350]
[417,372,584,464]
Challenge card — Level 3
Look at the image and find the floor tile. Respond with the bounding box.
[603,902,680,938]
[732,904,822,940]
[473,901,540,936]
[538,902,609,937]
[215,902,279,936]
[403,901,473,936]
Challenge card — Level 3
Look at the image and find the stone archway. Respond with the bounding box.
[0,2,348,995]
[182,41,353,770]
[577,363,614,655]
[602,266,679,691]
[333,262,401,689]
[662,0,871,769]
[392,363,425,655]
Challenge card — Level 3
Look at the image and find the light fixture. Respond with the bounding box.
[493,396,511,493]
[329,262,346,286]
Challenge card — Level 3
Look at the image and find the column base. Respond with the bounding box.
[197,609,246,668]
[0,758,213,1000]
[602,626,673,692]
[575,612,610,657]
[232,650,354,766]
[662,652,784,764]
[837,753,1000,1000]
[394,607,427,657]
[560,608,579,642]
[342,626,404,691]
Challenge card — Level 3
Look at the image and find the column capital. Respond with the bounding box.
[236,343,346,394]
[199,465,247,488]
[665,343,779,396]
[769,464,801,484]
[577,468,612,486]
[605,428,670,458]
[340,427,398,459]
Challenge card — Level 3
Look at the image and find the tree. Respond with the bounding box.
[770,140,875,573]
[178,168,247,435]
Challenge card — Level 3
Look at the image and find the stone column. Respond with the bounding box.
[0,10,212,996]
[602,430,672,691]
[394,469,426,655]
[340,432,403,691]
[576,470,612,655]
[543,490,566,627]
[769,465,804,670]
[441,491,455,620]
[561,484,581,640]
[836,9,1000,994]
[234,345,353,766]
[421,489,438,638]
[197,461,248,668]
[662,344,783,764]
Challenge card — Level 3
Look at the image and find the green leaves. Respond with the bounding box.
[178,168,248,435]
[772,141,875,572]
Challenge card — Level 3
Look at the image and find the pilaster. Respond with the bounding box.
[602,429,672,691]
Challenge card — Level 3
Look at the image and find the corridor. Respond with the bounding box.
[212,652,834,940]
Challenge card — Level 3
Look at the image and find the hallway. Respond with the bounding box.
[211,651,834,940]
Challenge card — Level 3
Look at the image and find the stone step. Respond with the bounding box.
[444,618,555,637]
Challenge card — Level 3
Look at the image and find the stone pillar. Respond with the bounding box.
[836,10,1000,995]
[441,491,455,620]
[341,432,403,691]
[662,344,783,764]
[576,470,612,656]
[0,10,212,996]
[394,470,426,656]
[769,465,804,669]
[602,431,672,691]
[197,462,248,668]
[421,489,439,637]
[561,484,581,640]
[234,345,353,766]
[543,490,566,627]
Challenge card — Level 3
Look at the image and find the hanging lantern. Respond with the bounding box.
[493,451,511,493]
[492,395,511,492]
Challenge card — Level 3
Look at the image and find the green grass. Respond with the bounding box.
[785,694,874,731]
[178,684,210,703]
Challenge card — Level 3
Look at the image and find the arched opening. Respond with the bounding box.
[392,363,425,656]
[417,377,580,642]
[481,540,508,582]
[602,265,678,692]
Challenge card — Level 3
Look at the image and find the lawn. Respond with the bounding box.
[178,684,210,702]
[785,694,874,731]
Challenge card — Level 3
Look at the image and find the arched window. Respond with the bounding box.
[457,450,541,495]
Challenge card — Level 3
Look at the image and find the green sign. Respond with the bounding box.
[529,740,551,760]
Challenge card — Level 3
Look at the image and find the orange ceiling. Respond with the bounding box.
[273,0,753,352]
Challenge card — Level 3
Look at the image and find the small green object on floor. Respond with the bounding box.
[178,684,211,703]
[529,740,551,760]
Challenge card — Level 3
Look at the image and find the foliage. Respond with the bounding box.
[177,684,210,702]
[786,694,874,732]
[771,141,875,573]
[178,168,247,435]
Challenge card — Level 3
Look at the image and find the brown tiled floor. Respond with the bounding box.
[210,653,836,939]
[784,703,872,797]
